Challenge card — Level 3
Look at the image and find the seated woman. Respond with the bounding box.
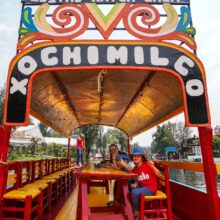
[101,144,126,168]
[129,147,163,220]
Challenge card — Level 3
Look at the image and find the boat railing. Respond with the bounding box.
[154,160,220,175]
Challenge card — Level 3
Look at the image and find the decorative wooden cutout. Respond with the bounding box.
[18,3,89,49]
[123,3,196,50]
[18,3,196,51]
[82,3,129,39]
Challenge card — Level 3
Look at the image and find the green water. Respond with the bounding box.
[169,168,220,195]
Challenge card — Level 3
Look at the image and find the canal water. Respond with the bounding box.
[169,161,220,195]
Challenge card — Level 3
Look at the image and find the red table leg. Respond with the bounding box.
[76,179,82,220]
[78,179,90,220]
[115,179,133,220]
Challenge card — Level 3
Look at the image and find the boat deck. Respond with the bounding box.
[42,180,114,220]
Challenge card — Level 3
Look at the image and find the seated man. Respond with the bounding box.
[107,154,133,207]
[116,154,134,171]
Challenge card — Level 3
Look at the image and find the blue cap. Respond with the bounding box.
[116,154,130,161]
[131,148,145,155]
[130,148,147,161]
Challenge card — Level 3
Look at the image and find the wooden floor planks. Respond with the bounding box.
[55,184,79,220]
[55,181,114,220]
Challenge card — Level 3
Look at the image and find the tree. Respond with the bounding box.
[72,125,102,160]
[39,122,49,137]
[173,121,193,155]
[151,122,176,153]
[38,122,63,137]
[96,126,105,155]
[151,121,192,157]
[46,142,62,157]
[212,135,220,157]
[102,128,127,152]
[72,126,128,159]
[47,129,63,137]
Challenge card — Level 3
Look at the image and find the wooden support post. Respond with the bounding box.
[198,127,220,220]
[81,179,90,220]
[24,195,32,220]
[127,138,131,154]
[0,125,11,203]
[68,138,71,165]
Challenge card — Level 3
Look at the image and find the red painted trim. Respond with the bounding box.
[73,170,137,179]
[198,127,220,220]
[0,126,11,202]
[127,138,130,154]
[165,165,172,220]
[170,181,209,220]
[67,138,71,165]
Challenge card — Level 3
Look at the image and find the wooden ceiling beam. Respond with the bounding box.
[52,72,81,126]
[115,71,157,128]
[97,69,106,124]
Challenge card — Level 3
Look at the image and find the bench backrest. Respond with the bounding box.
[4,161,20,193]
[19,161,31,187]
[41,159,49,177]
[31,160,42,182]
[154,163,172,213]
[154,163,170,194]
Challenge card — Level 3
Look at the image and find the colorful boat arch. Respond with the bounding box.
[4,41,210,129]
[1,1,220,220]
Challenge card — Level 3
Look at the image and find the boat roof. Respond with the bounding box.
[30,68,183,137]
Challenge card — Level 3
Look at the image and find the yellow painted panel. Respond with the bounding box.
[8,173,17,178]
[7,179,16,186]
[155,160,204,172]
[83,164,129,175]
[216,164,220,175]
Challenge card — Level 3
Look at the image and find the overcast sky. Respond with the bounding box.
[0,0,220,146]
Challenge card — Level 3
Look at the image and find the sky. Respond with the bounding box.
[0,0,220,147]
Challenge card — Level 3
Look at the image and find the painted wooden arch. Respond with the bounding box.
[3,41,210,129]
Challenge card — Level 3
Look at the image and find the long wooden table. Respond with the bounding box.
[73,164,137,220]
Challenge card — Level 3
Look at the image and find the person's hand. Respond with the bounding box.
[147,160,154,167]
[119,159,127,168]
[130,182,138,189]
[160,174,165,180]
[103,163,112,168]
[103,163,118,169]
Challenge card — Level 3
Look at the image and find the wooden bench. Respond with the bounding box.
[0,161,43,220]
[0,158,77,220]
[23,160,52,211]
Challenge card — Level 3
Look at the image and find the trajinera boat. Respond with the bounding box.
[0,0,220,219]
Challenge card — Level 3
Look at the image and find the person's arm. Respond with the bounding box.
[103,162,120,170]
[119,159,132,172]
[147,160,164,179]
